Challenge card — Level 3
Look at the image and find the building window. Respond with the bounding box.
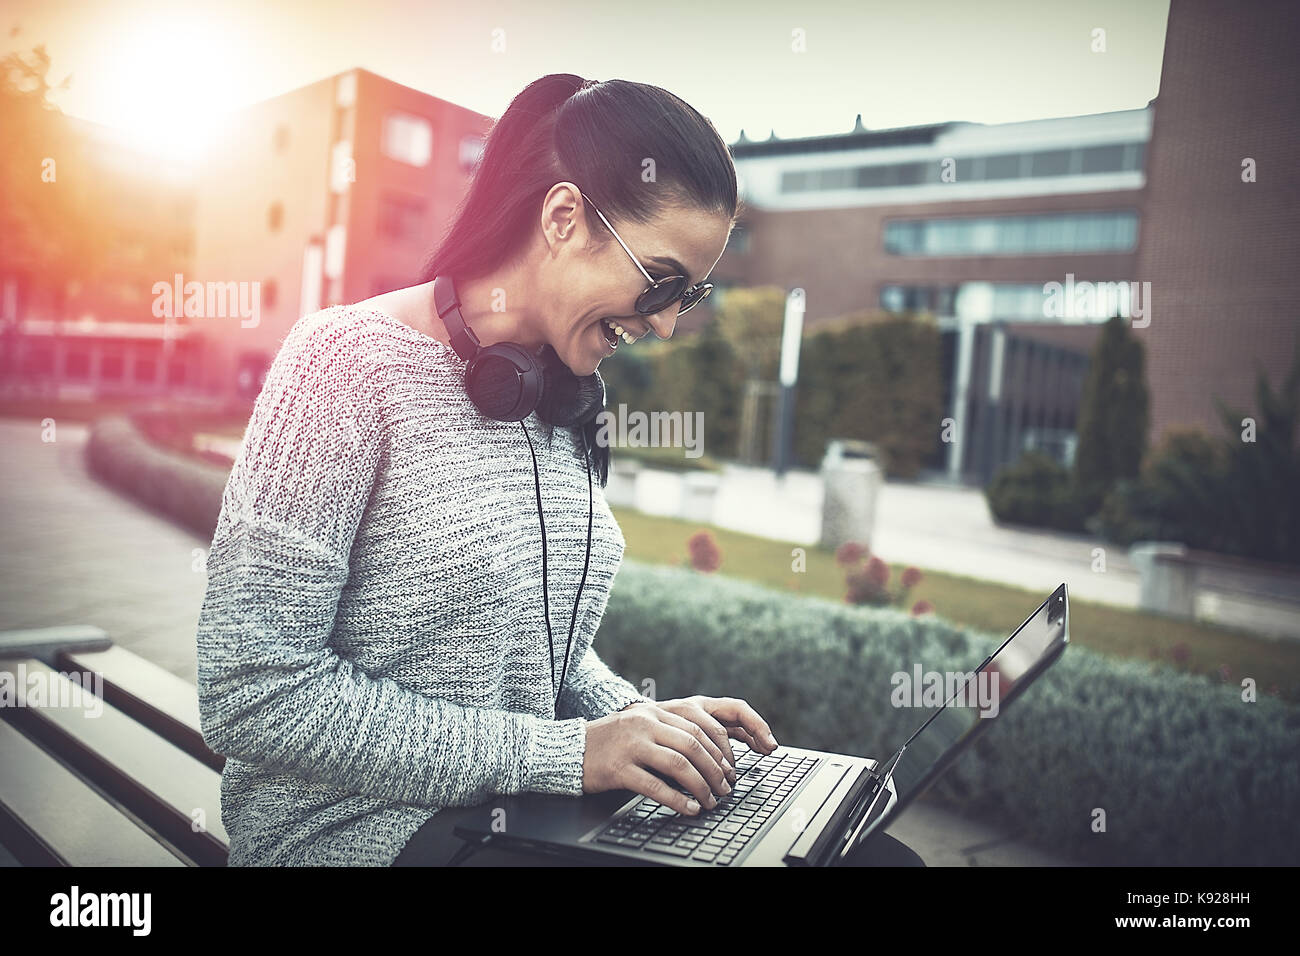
[382,112,433,167]
[779,142,1147,193]
[101,353,124,381]
[273,123,290,153]
[883,210,1139,256]
[982,153,1023,181]
[134,357,156,384]
[879,285,959,315]
[728,223,750,254]
[66,350,90,379]
[378,193,426,241]
[459,135,485,174]
[1030,149,1071,177]
[1080,144,1127,174]
[268,201,284,232]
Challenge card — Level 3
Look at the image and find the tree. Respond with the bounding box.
[1073,314,1149,516]
[713,286,785,382]
[0,38,106,323]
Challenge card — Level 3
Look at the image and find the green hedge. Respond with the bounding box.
[985,451,1087,532]
[86,415,229,540]
[794,314,944,478]
[595,560,1300,866]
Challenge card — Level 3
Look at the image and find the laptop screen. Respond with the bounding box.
[855,583,1069,846]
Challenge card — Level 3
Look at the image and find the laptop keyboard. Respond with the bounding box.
[593,748,819,865]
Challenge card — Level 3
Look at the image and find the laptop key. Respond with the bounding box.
[655,845,693,858]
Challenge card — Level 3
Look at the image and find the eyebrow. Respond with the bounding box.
[647,255,693,284]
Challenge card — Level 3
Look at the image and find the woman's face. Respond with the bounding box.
[542,186,733,377]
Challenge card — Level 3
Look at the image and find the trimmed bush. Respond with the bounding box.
[985,451,1086,532]
[794,313,944,477]
[85,415,230,540]
[1074,315,1149,516]
[1098,350,1300,564]
[595,560,1300,865]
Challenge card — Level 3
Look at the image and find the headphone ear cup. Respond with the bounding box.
[465,343,544,421]
[535,347,604,427]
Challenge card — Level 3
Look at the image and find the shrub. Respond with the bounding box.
[1096,429,1229,547]
[794,313,944,477]
[841,546,926,610]
[595,559,1300,865]
[1074,314,1149,515]
[1097,348,1300,565]
[985,452,1086,532]
[85,415,230,540]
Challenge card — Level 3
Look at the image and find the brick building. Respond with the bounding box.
[188,68,492,397]
[712,108,1151,479]
[1133,0,1300,446]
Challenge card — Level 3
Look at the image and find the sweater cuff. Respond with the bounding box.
[521,714,588,797]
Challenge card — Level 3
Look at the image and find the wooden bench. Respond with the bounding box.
[0,627,229,867]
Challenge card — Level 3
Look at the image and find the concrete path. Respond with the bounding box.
[0,417,1082,866]
[0,419,209,682]
[628,461,1140,608]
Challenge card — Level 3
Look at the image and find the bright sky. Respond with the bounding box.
[4,0,1170,160]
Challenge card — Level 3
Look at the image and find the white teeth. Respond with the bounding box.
[602,318,635,346]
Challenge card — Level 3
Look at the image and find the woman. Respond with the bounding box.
[196,73,923,868]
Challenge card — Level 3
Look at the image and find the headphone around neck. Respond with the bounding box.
[432,273,602,710]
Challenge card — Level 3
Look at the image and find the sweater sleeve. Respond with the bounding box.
[195,310,588,807]
[556,642,647,721]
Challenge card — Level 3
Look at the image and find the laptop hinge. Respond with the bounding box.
[783,765,873,866]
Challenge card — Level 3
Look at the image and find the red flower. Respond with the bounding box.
[865,556,890,589]
[835,541,868,566]
[687,530,721,573]
[901,566,922,589]
[910,600,935,617]
[844,567,887,605]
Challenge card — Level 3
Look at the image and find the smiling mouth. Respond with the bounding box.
[600,317,641,348]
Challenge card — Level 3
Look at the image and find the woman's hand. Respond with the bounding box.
[582,696,778,817]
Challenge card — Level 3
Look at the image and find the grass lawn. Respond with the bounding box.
[611,507,1300,704]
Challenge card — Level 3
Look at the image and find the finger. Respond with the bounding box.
[644,739,717,812]
[725,725,759,752]
[683,704,738,773]
[654,710,733,793]
[705,698,777,753]
[622,764,703,818]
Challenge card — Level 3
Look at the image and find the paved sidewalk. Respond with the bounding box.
[0,417,1082,866]
[634,463,1140,607]
[0,419,209,682]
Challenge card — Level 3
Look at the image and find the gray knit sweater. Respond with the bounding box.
[195,304,646,866]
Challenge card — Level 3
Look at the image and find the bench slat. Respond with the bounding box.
[0,658,228,866]
[0,721,185,867]
[57,646,225,773]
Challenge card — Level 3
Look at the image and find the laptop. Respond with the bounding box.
[453,583,1069,866]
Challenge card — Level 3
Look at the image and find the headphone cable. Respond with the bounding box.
[520,422,593,709]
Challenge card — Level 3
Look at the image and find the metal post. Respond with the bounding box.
[773,288,805,477]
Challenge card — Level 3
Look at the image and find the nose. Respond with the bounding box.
[643,302,680,340]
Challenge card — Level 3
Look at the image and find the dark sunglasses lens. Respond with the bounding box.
[637,277,687,314]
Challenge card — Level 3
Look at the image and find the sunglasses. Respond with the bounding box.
[580,190,715,317]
